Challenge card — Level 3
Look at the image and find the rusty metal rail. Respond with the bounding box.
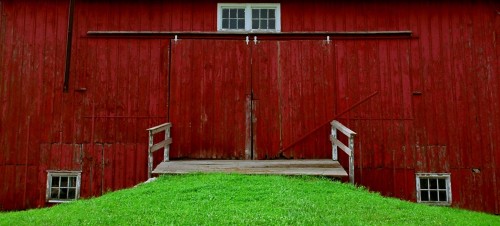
[330,120,356,184]
[147,123,172,179]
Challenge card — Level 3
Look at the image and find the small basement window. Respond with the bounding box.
[217,3,281,32]
[416,173,451,205]
[46,171,81,203]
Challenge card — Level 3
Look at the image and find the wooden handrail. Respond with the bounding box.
[331,121,356,138]
[147,123,172,179]
[330,120,356,184]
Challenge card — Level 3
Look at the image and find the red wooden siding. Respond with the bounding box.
[0,0,70,210]
[252,40,336,159]
[0,0,170,209]
[333,39,415,200]
[169,40,250,159]
[0,0,498,214]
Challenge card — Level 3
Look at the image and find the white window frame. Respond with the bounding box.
[416,173,452,206]
[46,171,82,203]
[217,3,281,32]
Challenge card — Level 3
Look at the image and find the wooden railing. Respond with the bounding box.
[330,120,356,184]
[147,123,172,179]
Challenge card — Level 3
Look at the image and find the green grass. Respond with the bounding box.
[1,174,499,225]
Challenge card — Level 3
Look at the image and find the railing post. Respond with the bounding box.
[148,130,154,179]
[348,134,355,184]
[330,120,356,184]
[332,126,338,161]
[147,122,172,179]
[164,125,170,162]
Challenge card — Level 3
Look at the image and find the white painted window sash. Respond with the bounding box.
[415,173,452,205]
[46,171,82,203]
[217,3,281,32]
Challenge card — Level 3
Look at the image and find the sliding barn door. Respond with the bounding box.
[169,39,336,160]
[251,40,336,159]
[169,40,251,159]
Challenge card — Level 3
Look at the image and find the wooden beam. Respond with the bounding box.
[330,136,352,156]
[331,121,356,137]
[150,138,173,152]
[147,122,172,135]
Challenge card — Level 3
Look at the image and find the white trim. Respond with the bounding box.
[217,3,281,32]
[46,171,82,203]
[415,173,452,206]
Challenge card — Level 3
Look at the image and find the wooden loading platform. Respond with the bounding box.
[152,159,347,177]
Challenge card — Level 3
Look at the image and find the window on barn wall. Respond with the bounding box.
[46,171,81,203]
[416,173,451,205]
[217,3,281,32]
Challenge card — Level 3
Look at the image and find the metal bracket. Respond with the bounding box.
[326,36,331,44]
[246,36,249,45]
[254,36,258,45]
[174,35,178,43]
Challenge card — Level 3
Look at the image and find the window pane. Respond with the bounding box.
[261,9,268,18]
[430,190,438,201]
[269,9,275,18]
[438,179,446,189]
[68,177,77,187]
[68,188,76,199]
[51,188,59,199]
[222,9,229,18]
[222,19,229,29]
[52,177,60,187]
[238,19,245,29]
[61,177,68,187]
[260,20,268,29]
[230,9,237,18]
[237,9,245,18]
[421,191,429,201]
[269,20,276,29]
[438,191,447,201]
[420,178,428,189]
[252,20,259,29]
[429,179,437,189]
[252,9,259,18]
[60,188,68,199]
[229,19,237,29]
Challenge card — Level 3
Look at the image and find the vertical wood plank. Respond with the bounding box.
[0,166,5,209]
[102,144,114,193]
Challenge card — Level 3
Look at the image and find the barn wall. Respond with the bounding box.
[69,1,170,198]
[326,2,498,213]
[0,0,170,210]
[290,0,496,213]
[0,0,498,214]
[0,0,70,210]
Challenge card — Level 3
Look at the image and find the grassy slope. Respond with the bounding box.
[1,174,499,225]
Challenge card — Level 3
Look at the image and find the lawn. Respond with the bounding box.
[1,173,499,225]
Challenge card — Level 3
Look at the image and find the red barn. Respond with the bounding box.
[0,0,499,214]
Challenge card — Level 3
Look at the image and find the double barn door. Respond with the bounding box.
[169,39,336,160]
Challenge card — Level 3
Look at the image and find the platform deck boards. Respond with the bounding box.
[152,159,347,177]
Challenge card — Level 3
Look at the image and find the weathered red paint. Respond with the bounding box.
[251,40,336,160]
[0,0,498,214]
[169,40,250,159]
